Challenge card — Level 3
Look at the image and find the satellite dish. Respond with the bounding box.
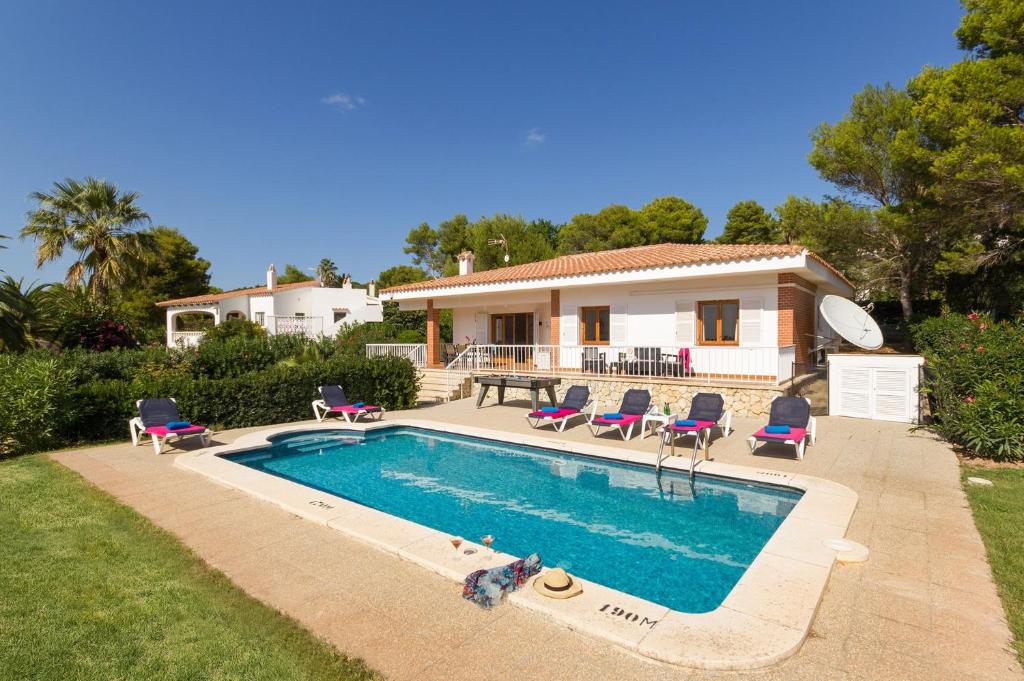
[819,295,884,351]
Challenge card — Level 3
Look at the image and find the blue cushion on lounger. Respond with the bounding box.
[675,419,697,427]
[166,421,192,430]
[541,406,560,413]
[765,425,791,434]
[603,412,623,420]
[353,402,365,408]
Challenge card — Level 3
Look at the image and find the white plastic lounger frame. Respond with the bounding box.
[747,396,817,460]
[128,398,212,455]
[311,400,385,423]
[525,401,598,432]
[587,404,655,441]
[659,409,734,455]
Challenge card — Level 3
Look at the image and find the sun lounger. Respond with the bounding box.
[588,389,652,440]
[525,385,595,432]
[312,385,384,423]
[129,397,212,455]
[660,392,732,458]
[747,396,816,460]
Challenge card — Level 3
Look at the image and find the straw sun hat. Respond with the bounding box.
[533,568,583,599]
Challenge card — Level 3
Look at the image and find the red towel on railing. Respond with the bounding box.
[678,347,691,373]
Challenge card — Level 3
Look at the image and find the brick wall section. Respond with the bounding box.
[549,289,560,345]
[426,299,442,367]
[777,273,817,365]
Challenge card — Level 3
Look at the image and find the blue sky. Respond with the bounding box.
[0,1,964,290]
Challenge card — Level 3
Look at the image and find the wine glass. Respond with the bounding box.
[482,534,494,557]
[450,536,463,559]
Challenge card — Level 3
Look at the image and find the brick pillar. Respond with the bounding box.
[549,289,560,369]
[549,290,560,345]
[777,273,817,368]
[426,299,442,368]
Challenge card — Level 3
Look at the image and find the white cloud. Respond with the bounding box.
[524,127,546,147]
[322,93,366,111]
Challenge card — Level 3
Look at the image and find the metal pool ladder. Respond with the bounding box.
[656,427,704,483]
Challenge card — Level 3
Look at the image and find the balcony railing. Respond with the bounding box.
[170,331,205,347]
[365,343,427,367]
[271,316,323,337]
[444,344,788,385]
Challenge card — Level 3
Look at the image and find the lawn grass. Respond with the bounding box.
[962,466,1024,664]
[0,454,380,681]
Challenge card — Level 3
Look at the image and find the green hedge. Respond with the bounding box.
[0,349,419,458]
[913,313,1024,462]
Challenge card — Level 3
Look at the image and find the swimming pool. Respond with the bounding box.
[226,425,801,613]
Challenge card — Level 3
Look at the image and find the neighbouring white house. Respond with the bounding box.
[157,264,383,347]
[374,244,854,409]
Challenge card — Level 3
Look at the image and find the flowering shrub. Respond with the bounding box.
[913,313,1024,461]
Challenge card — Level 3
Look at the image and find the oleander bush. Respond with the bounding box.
[0,338,419,458]
[913,313,1024,462]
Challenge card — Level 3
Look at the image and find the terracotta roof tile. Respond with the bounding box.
[382,243,851,294]
[156,280,320,307]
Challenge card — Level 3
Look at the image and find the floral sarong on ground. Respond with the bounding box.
[462,553,542,609]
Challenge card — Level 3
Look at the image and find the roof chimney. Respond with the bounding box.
[267,264,277,290]
[458,250,475,276]
[368,280,376,297]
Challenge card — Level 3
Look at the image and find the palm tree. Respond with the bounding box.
[316,258,343,287]
[20,178,151,302]
[0,277,54,352]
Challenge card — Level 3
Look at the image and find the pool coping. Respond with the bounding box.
[174,419,857,670]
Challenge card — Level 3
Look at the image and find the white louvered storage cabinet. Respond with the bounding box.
[827,354,925,424]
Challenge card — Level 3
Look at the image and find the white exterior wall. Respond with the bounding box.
[249,294,275,328]
[451,303,552,345]
[215,294,251,320]
[309,286,384,336]
[556,275,778,349]
[444,276,781,376]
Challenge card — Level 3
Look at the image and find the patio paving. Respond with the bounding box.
[51,396,1023,681]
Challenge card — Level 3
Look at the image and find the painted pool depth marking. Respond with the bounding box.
[226,426,801,613]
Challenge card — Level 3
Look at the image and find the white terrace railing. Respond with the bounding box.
[365,343,427,368]
[366,343,799,401]
[440,343,797,402]
[271,315,323,337]
[170,331,205,347]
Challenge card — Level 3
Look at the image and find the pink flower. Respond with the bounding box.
[965,396,975,404]
[959,343,967,349]
[976,346,985,353]
[967,312,980,321]
[979,323,987,331]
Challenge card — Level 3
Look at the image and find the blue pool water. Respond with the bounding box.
[227,426,801,613]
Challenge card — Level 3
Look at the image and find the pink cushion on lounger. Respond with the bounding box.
[753,427,806,442]
[670,419,717,432]
[330,404,381,413]
[529,408,578,420]
[145,425,207,437]
[592,414,643,426]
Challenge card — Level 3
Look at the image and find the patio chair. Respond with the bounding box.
[658,392,732,464]
[627,347,663,376]
[660,348,694,378]
[581,347,607,374]
[747,396,816,460]
[129,397,212,455]
[312,385,384,423]
[525,385,596,432]
[588,389,653,441]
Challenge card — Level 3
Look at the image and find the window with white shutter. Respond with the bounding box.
[739,297,763,346]
[675,301,695,346]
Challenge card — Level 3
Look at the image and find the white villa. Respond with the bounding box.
[157,264,383,347]
[375,244,853,407]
